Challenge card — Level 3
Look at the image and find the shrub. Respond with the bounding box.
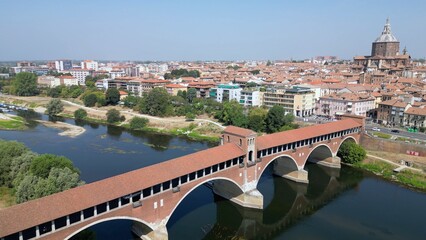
[74,109,87,120]
[129,117,149,129]
[46,99,64,116]
[84,93,97,107]
[106,109,121,123]
[337,141,366,164]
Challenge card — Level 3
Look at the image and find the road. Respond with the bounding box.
[364,124,426,141]
[296,115,426,141]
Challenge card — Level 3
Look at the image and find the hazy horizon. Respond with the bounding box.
[1,0,425,61]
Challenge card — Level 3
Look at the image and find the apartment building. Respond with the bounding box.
[377,99,411,126]
[209,84,241,103]
[126,79,170,97]
[68,68,93,85]
[263,87,315,116]
[317,92,375,118]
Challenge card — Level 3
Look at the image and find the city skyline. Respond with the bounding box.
[0,0,425,61]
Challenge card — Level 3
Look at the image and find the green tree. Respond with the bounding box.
[247,107,267,132]
[105,88,120,105]
[177,90,187,100]
[70,86,83,98]
[123,95,141,108]
[84,93,97,107]
[74,108,88,120]
[106,109,121,123]
[283,113,295,126]
[46,98,64,116]
[220,100,247,127]
[15,175,39,203]
[187,88,197,103]
[12,72,38,96]
[129,117,149,129]
[30,154,78,179]
[250,70,260,75]
[265,105,285,133]
[0,140,29,186]
[141,88,171,116]
[185,112,196,121]
[9,152,37,187]
[337,141,366,164]
[47,86,62,98]
[245,82,257,88]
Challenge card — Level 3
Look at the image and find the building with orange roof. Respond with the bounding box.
[165,83,187,96]
[317,92,375,118]
[404,107,426,128]
[377,99,411,126]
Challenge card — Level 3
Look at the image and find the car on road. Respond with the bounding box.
[391,129,400,133]
[372,127,380,131]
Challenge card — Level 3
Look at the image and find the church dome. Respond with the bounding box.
[375,18,398,43]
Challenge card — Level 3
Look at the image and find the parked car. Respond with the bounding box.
[372,127,380,131]
[391,129,400,133]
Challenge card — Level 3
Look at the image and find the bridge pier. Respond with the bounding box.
[213,180,264,209]
[132,222,168,240]
[273,162,309,184]
[315,156,341,168]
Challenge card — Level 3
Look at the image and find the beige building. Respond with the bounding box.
[263,87,315,117]
[404,107,426,128]
[165,84,187,96]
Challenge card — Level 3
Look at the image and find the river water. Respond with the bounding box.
[0,112,425,240]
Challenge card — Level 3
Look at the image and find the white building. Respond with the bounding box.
[50,76,79,87]
[209,84,241,103]
[81,60,99,71]
[54,60,72,71]
[317,92,375,118]
[67,69,93,85]
[109,69,126,79]
[240,90,261,107]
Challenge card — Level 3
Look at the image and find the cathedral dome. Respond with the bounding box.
[375,18,398,43]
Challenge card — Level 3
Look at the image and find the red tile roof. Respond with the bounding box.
[224,126,256,137]
[0,143,245,237]
[257,119,361,150]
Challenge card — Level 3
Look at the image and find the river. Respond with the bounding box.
[0,112,425,240]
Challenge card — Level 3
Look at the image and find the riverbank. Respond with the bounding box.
[0,95,223,142]
[0,114,27,130]
[36,120,86,137]
[352,156,426,192]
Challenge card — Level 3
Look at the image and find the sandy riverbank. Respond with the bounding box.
[36,120,86,137]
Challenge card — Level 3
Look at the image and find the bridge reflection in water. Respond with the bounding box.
[167,164,363,240]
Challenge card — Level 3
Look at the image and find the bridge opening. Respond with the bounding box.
[307,145,333,165]
[259,169,300,225]
[66,218,154,240]
[167,178,244,239]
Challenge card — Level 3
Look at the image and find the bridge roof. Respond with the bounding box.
[257,119,361,150]
[224,125,256,137]
[0,143,245,237]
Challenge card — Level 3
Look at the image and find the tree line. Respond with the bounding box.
[0,139,83,204]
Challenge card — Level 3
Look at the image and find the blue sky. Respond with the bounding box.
[0,0,425,61]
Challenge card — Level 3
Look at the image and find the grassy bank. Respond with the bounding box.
[61,113,221,143]
[0,115,27,130]
[122,124,220,143]
[353,160,426,191]
[0,187,15,209]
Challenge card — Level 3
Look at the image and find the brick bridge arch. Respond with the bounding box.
[65,217,155,240]
[0,117,364,240]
